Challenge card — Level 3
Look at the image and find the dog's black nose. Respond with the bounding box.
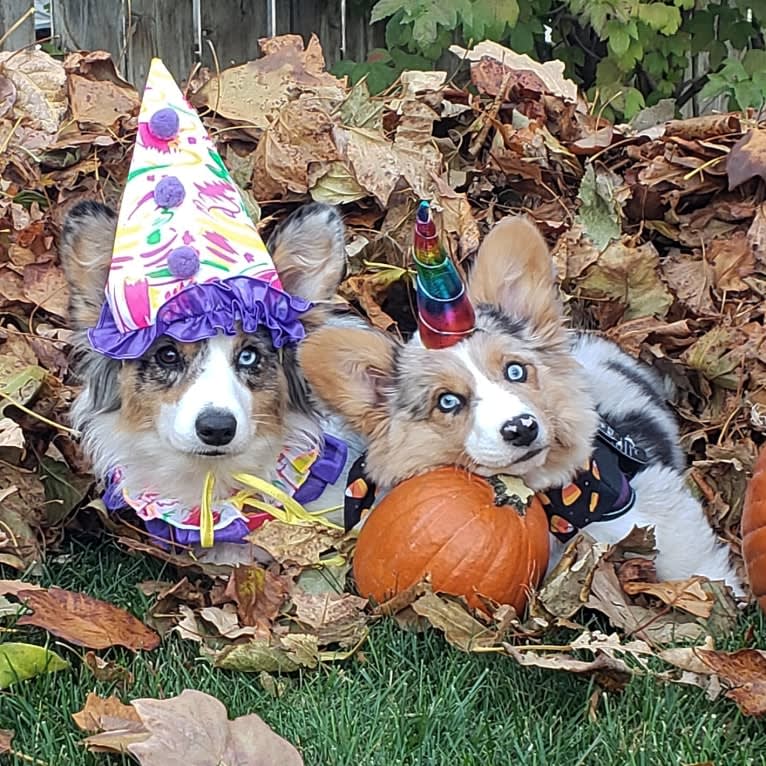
[500,415,539,447]
[195,408,237,446]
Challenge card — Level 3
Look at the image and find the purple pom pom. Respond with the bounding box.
[154,176,185,208]
[148,108,180,140]
[167,246,199,279]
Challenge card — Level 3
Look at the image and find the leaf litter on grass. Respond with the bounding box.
[73,689,304,765]
[1,33,766,722]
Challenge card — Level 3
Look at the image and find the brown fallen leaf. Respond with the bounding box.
[73,692,142,734]
[193,34,344,129]
[208,633,319,672]
[727,128,766,191]
[0,729,13,754]
[697,649,766,716]
[0,49,67,134]
[223,565,290,633]
[0,74,15,119]
[83,651,135,687]
[291,590,368,647]
[578,240,673,321]
[339,125,440,206]
[196,605,259,640]
[251,95,340,200]
[410,590,497,652]
[1,585,160,651]
[503,645,633,691]
[532,533,608,621]
[63,50,139,128]
[342,270,407,332]
[706,232,755,292]
[22,261,70,320]
[245,519,345,567]
[450,41,577,102]
[127,689,304,766]
[747,201,766,269]
[622,577,715,619]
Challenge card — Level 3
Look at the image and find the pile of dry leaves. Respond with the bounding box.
[2,32,766,741]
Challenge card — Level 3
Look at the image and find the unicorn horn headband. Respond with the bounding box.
[413,200,475,349]
[87,58,310,360]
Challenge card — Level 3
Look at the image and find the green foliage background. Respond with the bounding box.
[333,0,766,120]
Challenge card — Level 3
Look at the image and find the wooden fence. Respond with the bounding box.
[0,0,384,88]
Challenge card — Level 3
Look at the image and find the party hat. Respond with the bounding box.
[88,58,310,359]
[413,200,475,349]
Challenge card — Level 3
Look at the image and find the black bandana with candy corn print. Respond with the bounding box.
[344,454,377,532]
[538,421,649,543]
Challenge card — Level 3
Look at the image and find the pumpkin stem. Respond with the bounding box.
[487,475,532,515]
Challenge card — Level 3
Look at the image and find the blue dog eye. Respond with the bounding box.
[505,363,527,383]
[437,392,465,414]
[238,348,260,368]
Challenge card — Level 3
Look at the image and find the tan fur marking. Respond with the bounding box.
[468,216,564,344]
[299,326,397,437]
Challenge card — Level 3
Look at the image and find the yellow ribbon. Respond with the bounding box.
[199,472,215,548]
[199,471,343,548]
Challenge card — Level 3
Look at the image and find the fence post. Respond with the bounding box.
[0,2,35,51]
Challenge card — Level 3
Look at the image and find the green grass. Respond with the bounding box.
[2,537,765,766]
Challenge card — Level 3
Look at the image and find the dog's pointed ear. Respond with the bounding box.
[298,326,396,437]
[59,201,117,329]
[468,216,564,341]
[268,203,347,303]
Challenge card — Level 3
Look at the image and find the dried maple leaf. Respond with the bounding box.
[451,41,577,102]
[697,649,766,716]
[251,96,340,200]
[409,590,497,652]
[342,270,406,332]
[706,232,755,292]
[575,163,622,250]
[0,467,47,570]
[1,585,160,651]
[578,240,673,321]
[245,519,345,567]
[210,633,319,673]
[532,534,609,621]
[63,50,139,128]
[0,49,67,134]
[73,692,142,734]
[197,604,259,640]
[193,34,344,129]
[622,577,715,619]
[126,689,304,765]
[223,565,290,633]
[747,202,766,269]
[339,125,441,206]
[727,128,766,191]
[291,590,368,647]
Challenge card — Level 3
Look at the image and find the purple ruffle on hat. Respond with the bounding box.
[88,277,312,359]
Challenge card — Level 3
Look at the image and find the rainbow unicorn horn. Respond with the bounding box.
[413,200,476,349]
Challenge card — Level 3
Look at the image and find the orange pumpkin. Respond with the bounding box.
[352,467,550,614]
[742,445,766,612]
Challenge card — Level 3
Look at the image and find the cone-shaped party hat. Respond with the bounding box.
[88,58,310,359]
[413,200,475,349]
